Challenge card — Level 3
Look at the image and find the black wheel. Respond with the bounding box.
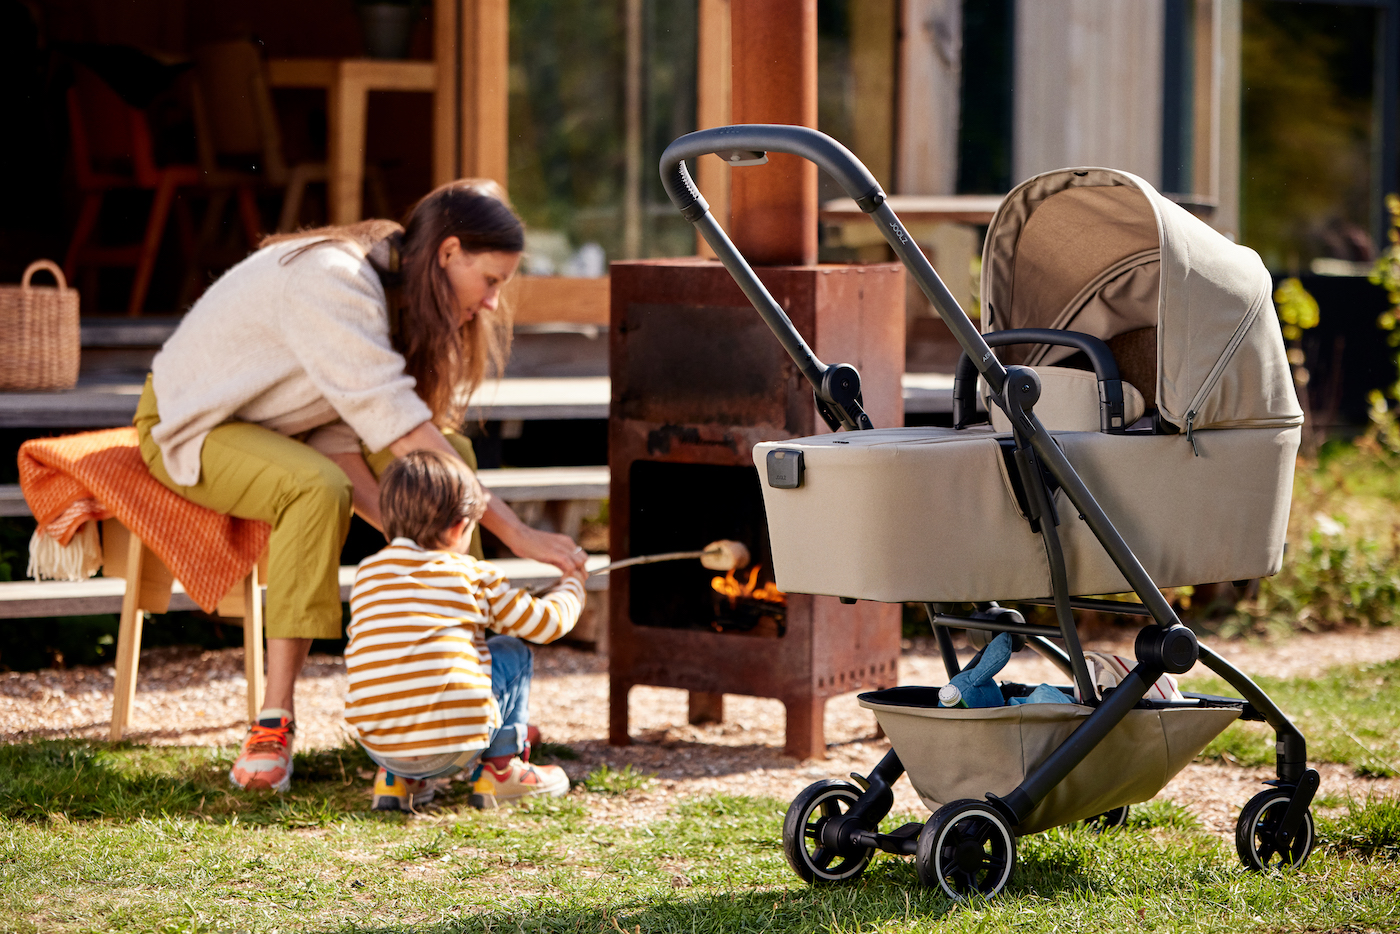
[916,799,1017,900]
[782,780,874,884]
[1083,805,1130,832]
[1236,788,1315,871]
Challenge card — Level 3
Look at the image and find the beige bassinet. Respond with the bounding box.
[755,167,1304,603]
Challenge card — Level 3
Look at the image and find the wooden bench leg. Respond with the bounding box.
[110,530,147,742]
[242,563,265,720]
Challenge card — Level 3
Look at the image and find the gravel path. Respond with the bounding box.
[3,628,1398,835]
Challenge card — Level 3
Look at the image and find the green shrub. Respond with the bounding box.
[1226,444,1400,634]
[1240,528,1400,631]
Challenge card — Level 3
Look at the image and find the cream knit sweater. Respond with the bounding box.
[151,238,433,486]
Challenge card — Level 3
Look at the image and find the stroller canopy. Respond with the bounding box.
[980,168,1302,432]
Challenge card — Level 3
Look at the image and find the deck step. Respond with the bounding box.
[0,556,610,620]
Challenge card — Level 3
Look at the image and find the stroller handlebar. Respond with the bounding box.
[659,124,1011,413]
[660,124,885,219]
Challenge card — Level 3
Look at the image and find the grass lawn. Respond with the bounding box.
[3,659,1399,933]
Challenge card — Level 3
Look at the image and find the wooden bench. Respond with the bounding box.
[0,465,610,739]
[0,465,609,521]
[0,373,951,428]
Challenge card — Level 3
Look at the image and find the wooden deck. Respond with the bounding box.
[0,555,610,620]
[0,372,950,428]
[0,464,611,618]
[0,465,610,519]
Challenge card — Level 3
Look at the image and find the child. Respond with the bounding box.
[346,450,586,811]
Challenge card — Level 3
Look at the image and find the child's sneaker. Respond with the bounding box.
[371,767,436,812]
[468,756,569,809]
[229,716,295,792]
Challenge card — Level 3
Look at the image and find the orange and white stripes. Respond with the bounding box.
[346,538,584,757]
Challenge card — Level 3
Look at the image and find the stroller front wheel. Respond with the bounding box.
[916,799,1017,900]
[782,780,874,884]
[1236,788,1315,871]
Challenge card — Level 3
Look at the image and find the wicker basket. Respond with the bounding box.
[0,260,80,391]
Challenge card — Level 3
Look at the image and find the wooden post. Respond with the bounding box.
[695,0,732,257]
[729,0,818,266]
[849,0,897,189]
[433,0,458,186]
[897,0,961,195]
[460,0,510,185]
[1189,0,1241,239]
[1192,0,1215,204]
[623,0,644,258]
[1213,0,1242,241]
[109,528,147,742]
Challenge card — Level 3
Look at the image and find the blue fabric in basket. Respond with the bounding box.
[949,633,1074,707]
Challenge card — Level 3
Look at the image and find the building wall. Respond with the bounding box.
[1014,0,1165,187]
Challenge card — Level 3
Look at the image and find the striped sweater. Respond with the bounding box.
[346,538,585,756]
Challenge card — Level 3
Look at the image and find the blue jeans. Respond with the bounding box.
[365,635,534,780]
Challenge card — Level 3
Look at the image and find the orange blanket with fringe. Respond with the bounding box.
[18,428,271,612]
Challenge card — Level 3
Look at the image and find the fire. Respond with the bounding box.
[711,565,786,605]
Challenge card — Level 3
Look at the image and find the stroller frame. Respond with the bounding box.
[660,125,1320,897]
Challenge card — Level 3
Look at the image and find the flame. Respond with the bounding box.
[711,565,786,605]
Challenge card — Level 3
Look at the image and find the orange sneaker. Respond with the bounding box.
[468,756,569,809]
[229,716,295,792]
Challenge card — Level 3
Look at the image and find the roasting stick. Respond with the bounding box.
[592,539,750,575]
[528,540,750,595]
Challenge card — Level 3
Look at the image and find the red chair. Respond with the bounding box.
[63,66,205,316]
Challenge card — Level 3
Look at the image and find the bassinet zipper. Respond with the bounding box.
[1181,288,1265,456]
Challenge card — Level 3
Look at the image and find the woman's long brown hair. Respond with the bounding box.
[260,179,523,428]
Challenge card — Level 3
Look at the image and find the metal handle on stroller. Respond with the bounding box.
[952,329,1130,432]
[659,125,1013,429]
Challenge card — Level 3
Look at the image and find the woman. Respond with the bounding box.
[135,179,587,792]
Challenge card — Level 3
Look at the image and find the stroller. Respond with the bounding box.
[660,126,1320,900]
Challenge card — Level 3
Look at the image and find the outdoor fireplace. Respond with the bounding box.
[607,258,905,759]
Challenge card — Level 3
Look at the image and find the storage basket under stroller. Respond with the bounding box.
[860,686,1241,835]
[660,126,1321,901]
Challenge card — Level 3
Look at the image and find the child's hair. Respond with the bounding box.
[379,451,488,549]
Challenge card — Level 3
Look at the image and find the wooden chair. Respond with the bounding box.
[190,41,330,235]
[63,66,203,317]
[102,519,267,741]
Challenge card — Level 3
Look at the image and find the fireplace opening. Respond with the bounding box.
[628,460,785,637]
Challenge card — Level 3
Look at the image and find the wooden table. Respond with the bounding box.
[822,194,1005,318]
[266,58,440,225]
[820,193,1004,229]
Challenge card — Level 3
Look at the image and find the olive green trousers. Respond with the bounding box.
[135,377,478,639]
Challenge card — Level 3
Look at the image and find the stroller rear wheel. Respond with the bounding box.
[782,780,875,884]
[1236,788,1315,871]
[916,799,1017,900]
